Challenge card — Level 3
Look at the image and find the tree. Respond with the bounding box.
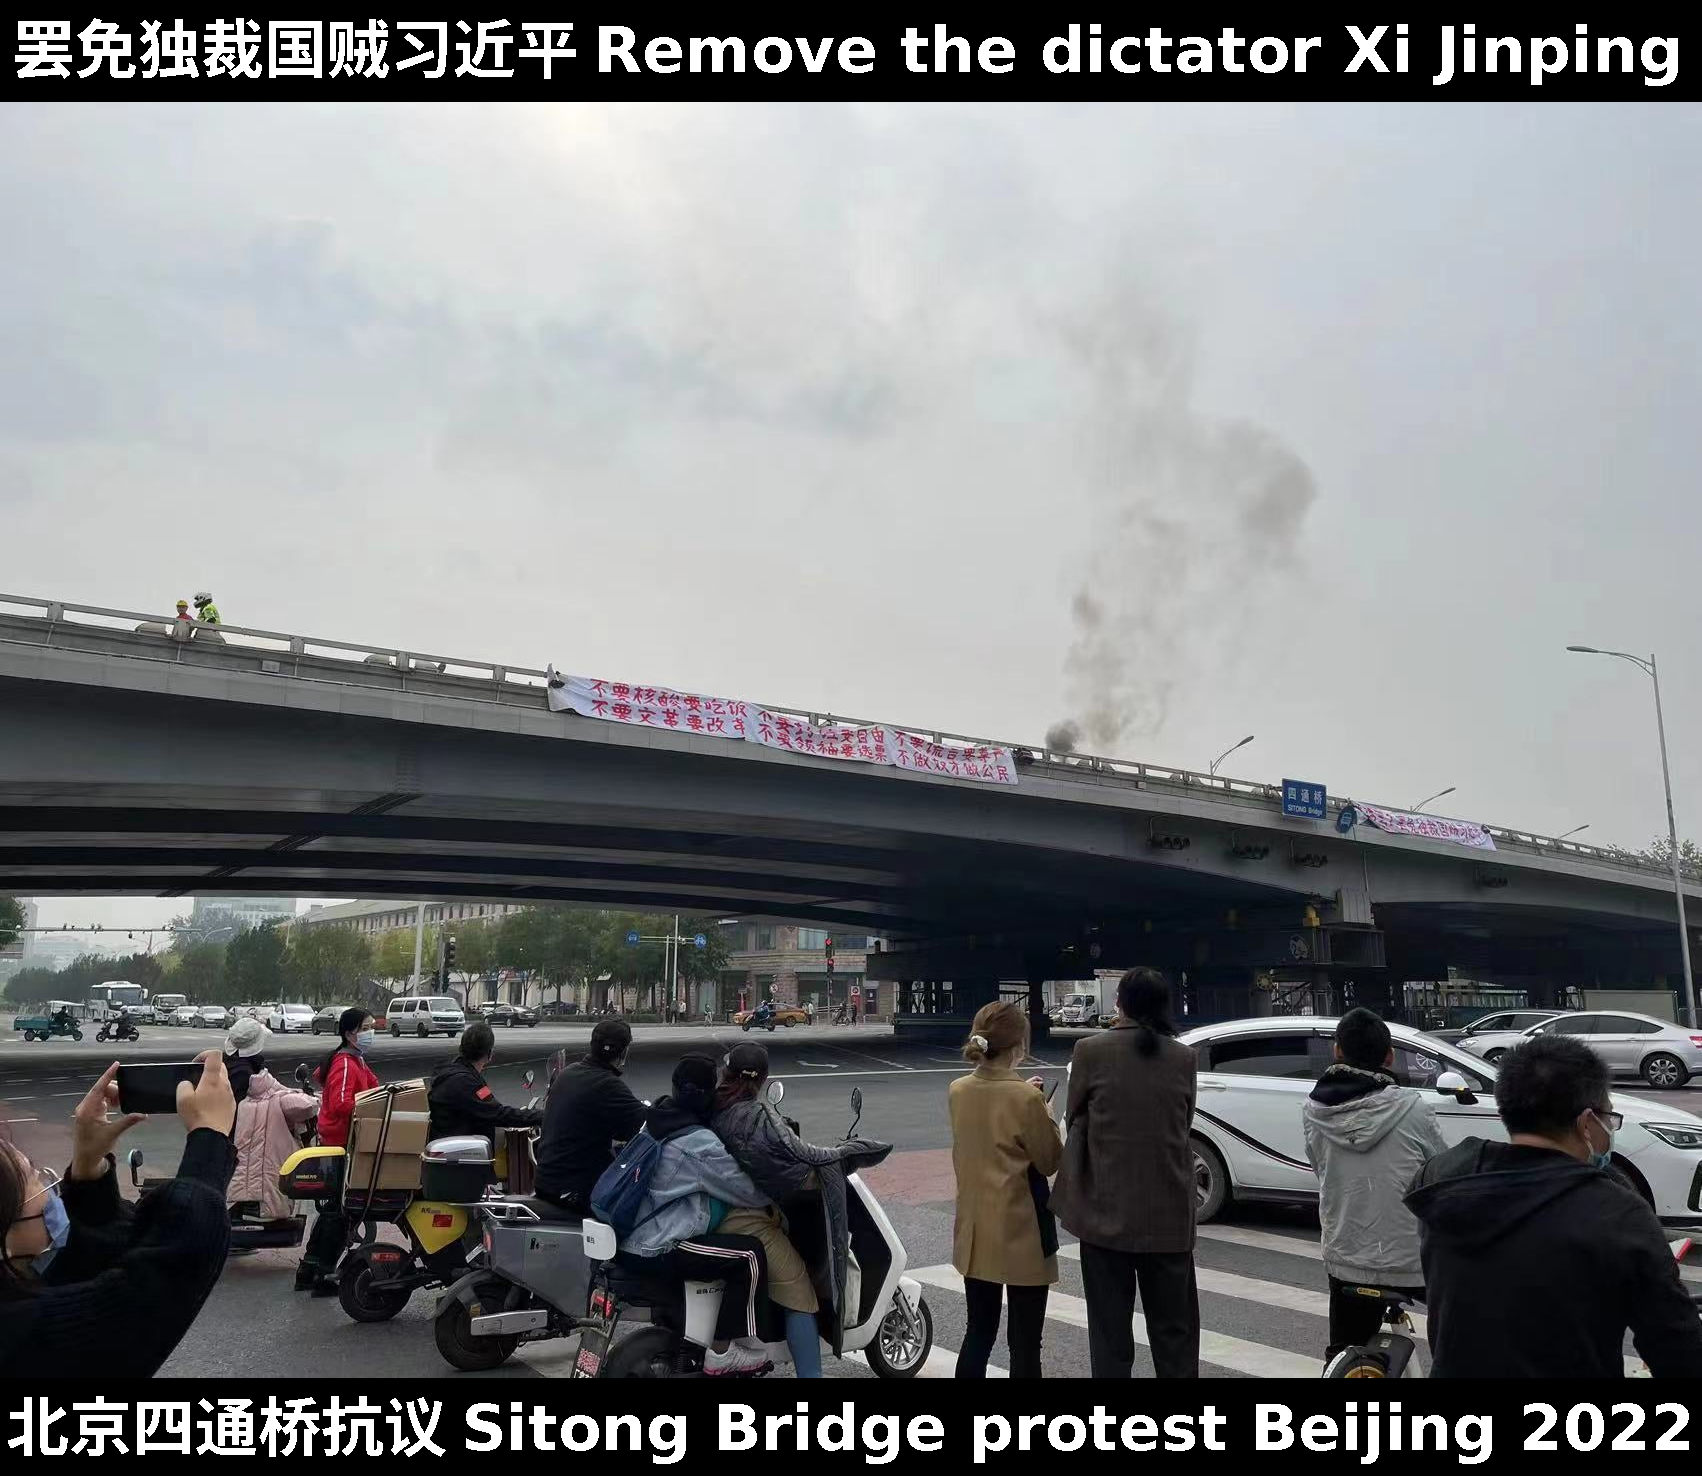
[175,941,226,1003]
[225,924,286,1004]
[1639,836,1702,878]
[0,897,23,952]
[498,907,603,1006]
[373,927,423,986]
[283,926,373,1007]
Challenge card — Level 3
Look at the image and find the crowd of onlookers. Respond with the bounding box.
[6,966,1701,1381]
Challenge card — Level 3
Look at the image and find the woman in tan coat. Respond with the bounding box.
[948,999,1062,1378]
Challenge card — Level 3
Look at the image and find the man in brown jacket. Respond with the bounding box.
[1049,967,1200,1377]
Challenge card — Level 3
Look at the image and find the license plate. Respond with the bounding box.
[369,1250,404,1279]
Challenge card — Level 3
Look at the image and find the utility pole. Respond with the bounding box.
[411,900,425,993]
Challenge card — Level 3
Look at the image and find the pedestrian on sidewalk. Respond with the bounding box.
[1301,1007,1444,1364]
[1050,967,1200,1378]
[948,999,1062,1378]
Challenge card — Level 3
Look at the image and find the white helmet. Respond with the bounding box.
[193,591,213,604]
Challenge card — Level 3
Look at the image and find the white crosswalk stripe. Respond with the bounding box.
[909,1263,1318,1378]
[509,1219,1685,1380]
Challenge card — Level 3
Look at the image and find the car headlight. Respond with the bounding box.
[1641,1122,1702,1150]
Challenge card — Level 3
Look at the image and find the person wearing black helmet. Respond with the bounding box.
[535,1019,647,1210]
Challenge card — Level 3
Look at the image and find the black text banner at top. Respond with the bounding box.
[6,18,1692,101]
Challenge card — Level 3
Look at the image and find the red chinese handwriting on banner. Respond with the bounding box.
[546,668,750,739]
[1357,802,1496,852]
[745,710,895,765]
[891,732,1018,786]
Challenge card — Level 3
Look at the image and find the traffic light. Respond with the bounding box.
[824,935,835,975]
[445,935,458,970]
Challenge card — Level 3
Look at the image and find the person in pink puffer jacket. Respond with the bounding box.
[223,1019,317,1219]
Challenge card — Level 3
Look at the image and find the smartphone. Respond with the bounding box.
[1045,1079,1061,1104]
[116,1061,204,1115]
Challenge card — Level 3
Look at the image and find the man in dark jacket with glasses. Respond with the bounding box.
[1406,1033,1702,1378]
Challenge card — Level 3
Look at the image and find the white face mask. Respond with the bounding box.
[355,1029,375,1050]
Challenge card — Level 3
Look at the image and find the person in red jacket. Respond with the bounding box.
[295,1007,378,1294]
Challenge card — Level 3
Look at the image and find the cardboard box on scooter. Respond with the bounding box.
[346,1080,430,1193]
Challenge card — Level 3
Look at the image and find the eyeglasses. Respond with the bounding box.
[17,1162,61,1215]
[1594,1110,1624,1132]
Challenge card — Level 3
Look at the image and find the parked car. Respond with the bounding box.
[387,995,466,1038]
[1116,1015,1702,1229]
[194,1004,230,1028]
[539,1000,579,1018]
[1459,1010,1702,1088]
[168,1006,200,1028]
[1426,1008,1562,1047]
[267,1002,316,1034]
[311,1005,350,1035]
[481,1003,538,1028]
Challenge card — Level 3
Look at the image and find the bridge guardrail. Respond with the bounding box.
[0,590,1691,889]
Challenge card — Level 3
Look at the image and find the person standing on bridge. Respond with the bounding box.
[1050,967,1200,1378]
[948,1000,1063,1379]
[192,591,221,625]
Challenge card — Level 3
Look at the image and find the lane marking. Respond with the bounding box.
[772,1065,1065,1082]
[826,1044,913,1072]
[797,1061,840,1069]
[907,1263,1317,1378]
[0,1118,39,1124]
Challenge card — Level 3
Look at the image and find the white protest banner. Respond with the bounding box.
[891,731,1018,786]
[745,709,896,766]
[545,667,751,740]
[1357,802,1496,851]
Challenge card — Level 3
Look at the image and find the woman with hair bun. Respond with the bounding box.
[947,999,1062,1378]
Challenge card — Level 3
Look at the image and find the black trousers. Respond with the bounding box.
[1326,1277,1424,1362]
[1077,1242,1200,1378]
[666,1234,769,1344]
[300,1205,346,1274]
[957,1278,1049,1379]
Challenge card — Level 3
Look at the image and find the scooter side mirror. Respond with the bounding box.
[127,1147,144,1188]
[766,1079,786,1107]
[850,1087,863,1117]
[294,1063,311,1086]
[522,1070,535,1091]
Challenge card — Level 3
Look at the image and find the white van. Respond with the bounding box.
[387,995,466,1038]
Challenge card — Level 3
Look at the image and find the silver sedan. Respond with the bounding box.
[1461,1010,1702,1089]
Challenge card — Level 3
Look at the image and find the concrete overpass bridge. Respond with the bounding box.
[2,594,1696,1028]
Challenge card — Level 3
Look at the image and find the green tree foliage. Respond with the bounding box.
[4,951,172,1008]
[0,897,23,951]
[225,924,287,1005]
[174,941,227,1003]
[283,925,373,1007]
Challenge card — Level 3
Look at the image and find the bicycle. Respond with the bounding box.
[1322,1288,1426,1379]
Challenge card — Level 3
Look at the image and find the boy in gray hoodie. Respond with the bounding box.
[1301,1007,1447,1362]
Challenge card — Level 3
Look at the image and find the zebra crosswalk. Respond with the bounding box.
[515,1220,1682,1379]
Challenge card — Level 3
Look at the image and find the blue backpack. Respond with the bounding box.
[589,1127,666,1237]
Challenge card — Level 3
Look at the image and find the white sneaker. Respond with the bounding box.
[704,1344,771,1377]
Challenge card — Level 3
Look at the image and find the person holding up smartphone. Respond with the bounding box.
[0,1051,238,1378]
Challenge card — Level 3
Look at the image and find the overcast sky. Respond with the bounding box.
[6,102,1697,934]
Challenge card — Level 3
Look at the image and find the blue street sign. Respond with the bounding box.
[694,933,707,950]
[625,929,640,946]
[1282,779,1328,821]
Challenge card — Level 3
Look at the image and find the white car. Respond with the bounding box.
[386,995,465,1038]
[168,1006,199,1028]
[267,1003,316,1034]
[1063,1016,1702,1233]
[194,1004,230,1028]
[1459,1010,1702,1089]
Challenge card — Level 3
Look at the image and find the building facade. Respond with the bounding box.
[716,924,881,1019]
[298,898,527,939]
[190,895,297,937]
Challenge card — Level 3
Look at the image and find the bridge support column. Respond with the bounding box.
[1027,975,1052,1045]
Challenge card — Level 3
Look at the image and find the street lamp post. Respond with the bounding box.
[1210,734,1256,777]
[1411,787,1456,813]
[1556,825,1590,842]
[1568,645,1697,1029]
